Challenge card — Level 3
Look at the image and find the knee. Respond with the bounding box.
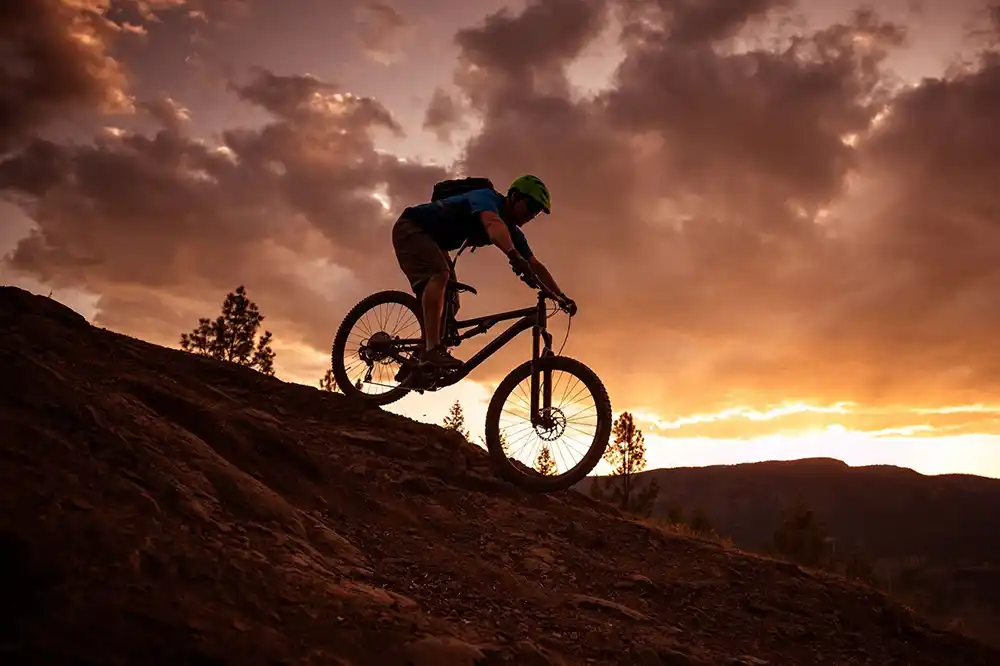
[427,270,450,287]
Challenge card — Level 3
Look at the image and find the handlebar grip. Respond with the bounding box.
[538,282,562,301]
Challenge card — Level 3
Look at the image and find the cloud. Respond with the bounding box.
[0,0,134,151]
[123,0,250,24]
[138,96,192,133]
[0,0,234,153]
[355,1,410,65]
[439,0,1000,419]
[453,0,611,107]
[0,68,445,374]
[423,87,468,143]
[4,0,1000,439]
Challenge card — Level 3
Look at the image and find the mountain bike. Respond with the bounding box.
[330,242,612,493]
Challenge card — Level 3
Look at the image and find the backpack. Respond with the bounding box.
[431,176,496,202]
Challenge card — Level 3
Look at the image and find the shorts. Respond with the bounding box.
[391,216,451,297]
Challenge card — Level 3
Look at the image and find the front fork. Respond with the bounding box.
[530,319,554,428]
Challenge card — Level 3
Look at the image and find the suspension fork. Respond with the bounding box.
[530,295,554,426]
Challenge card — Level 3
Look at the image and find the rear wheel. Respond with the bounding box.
[484,355,612,492]
[330,289,424,406]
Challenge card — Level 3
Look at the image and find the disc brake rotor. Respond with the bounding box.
[535,407,567,441]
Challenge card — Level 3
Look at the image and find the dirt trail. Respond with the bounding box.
[2,285,997,665]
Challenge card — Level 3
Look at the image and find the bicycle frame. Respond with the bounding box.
[387,241,558,417]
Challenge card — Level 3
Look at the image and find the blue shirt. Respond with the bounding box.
[403,188,534,258]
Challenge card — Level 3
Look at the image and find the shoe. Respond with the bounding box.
[420,345,463,370]
[394,362,414,383]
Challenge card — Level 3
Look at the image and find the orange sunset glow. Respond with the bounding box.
[4,0,1000,478]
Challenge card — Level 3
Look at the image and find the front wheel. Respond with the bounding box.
[484,355,612,493]
[330,289,424,406]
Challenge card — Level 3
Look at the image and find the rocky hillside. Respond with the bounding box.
[574,458,1000,649]
[2,285,999,666]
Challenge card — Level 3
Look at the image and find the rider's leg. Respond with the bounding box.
[418,272,461,369]
[391,217,461,370]
[421,271,448,350]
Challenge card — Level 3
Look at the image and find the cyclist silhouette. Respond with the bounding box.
[391,174,576,370]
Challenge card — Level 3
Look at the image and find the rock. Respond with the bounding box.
[567,594,650,621]
[522,557,550,573]
[339,580,419,611]
[614,573,655,590]
[397,473,437,494]
[527,546,556,564]
[510,639,555,666]
[403,635,486,666]
[656,647,713,665]
[731,657,769,665]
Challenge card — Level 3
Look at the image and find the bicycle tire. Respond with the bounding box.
[330,289,423,407]
[484,355,612,493]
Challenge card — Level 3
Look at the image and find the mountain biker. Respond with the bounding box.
[391,174,577,370]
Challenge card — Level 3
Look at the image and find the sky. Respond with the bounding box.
[3,0,1000,478]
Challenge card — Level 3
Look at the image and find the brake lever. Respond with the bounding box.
[537,283,566,308]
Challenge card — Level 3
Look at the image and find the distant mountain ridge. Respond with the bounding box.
[576,456,1000,564]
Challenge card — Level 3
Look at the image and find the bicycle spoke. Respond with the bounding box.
[337,299,421,397]
[495,368,600,478]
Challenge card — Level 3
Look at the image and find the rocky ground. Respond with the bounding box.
[2,285,998,666]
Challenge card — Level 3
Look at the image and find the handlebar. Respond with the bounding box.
[535,279,562,303]
[453,240,573,313]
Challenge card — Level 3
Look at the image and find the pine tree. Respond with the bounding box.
[442,400,470,440]
[180,285,276,375]
[319,368,341,393]
[534,445,556,475]
[590,411,660,516]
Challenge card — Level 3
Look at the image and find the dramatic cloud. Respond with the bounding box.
[0,0,238,152]
[442,0,1000,419]
[0,67,445,370]
[0,0,133,151]
[4,0,1000,439]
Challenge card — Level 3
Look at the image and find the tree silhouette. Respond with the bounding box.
[534,445,557,475]
[773,500,830,568]
[588,411,660,516]
[319,368,341,393]
[442,400,470,440]
[180,285,275,375]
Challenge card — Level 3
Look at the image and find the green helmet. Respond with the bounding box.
[508,174,551,214]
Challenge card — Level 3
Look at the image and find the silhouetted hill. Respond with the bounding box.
[577,458,1000,564]
[3,285,999,666]
[576,458,1000,646]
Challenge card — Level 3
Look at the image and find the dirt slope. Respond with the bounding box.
[2,285,998,666]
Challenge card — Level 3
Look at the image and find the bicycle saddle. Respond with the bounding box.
[449,279,478,295]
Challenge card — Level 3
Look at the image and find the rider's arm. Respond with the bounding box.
[529,256,563,295]
[479,211,516,254]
